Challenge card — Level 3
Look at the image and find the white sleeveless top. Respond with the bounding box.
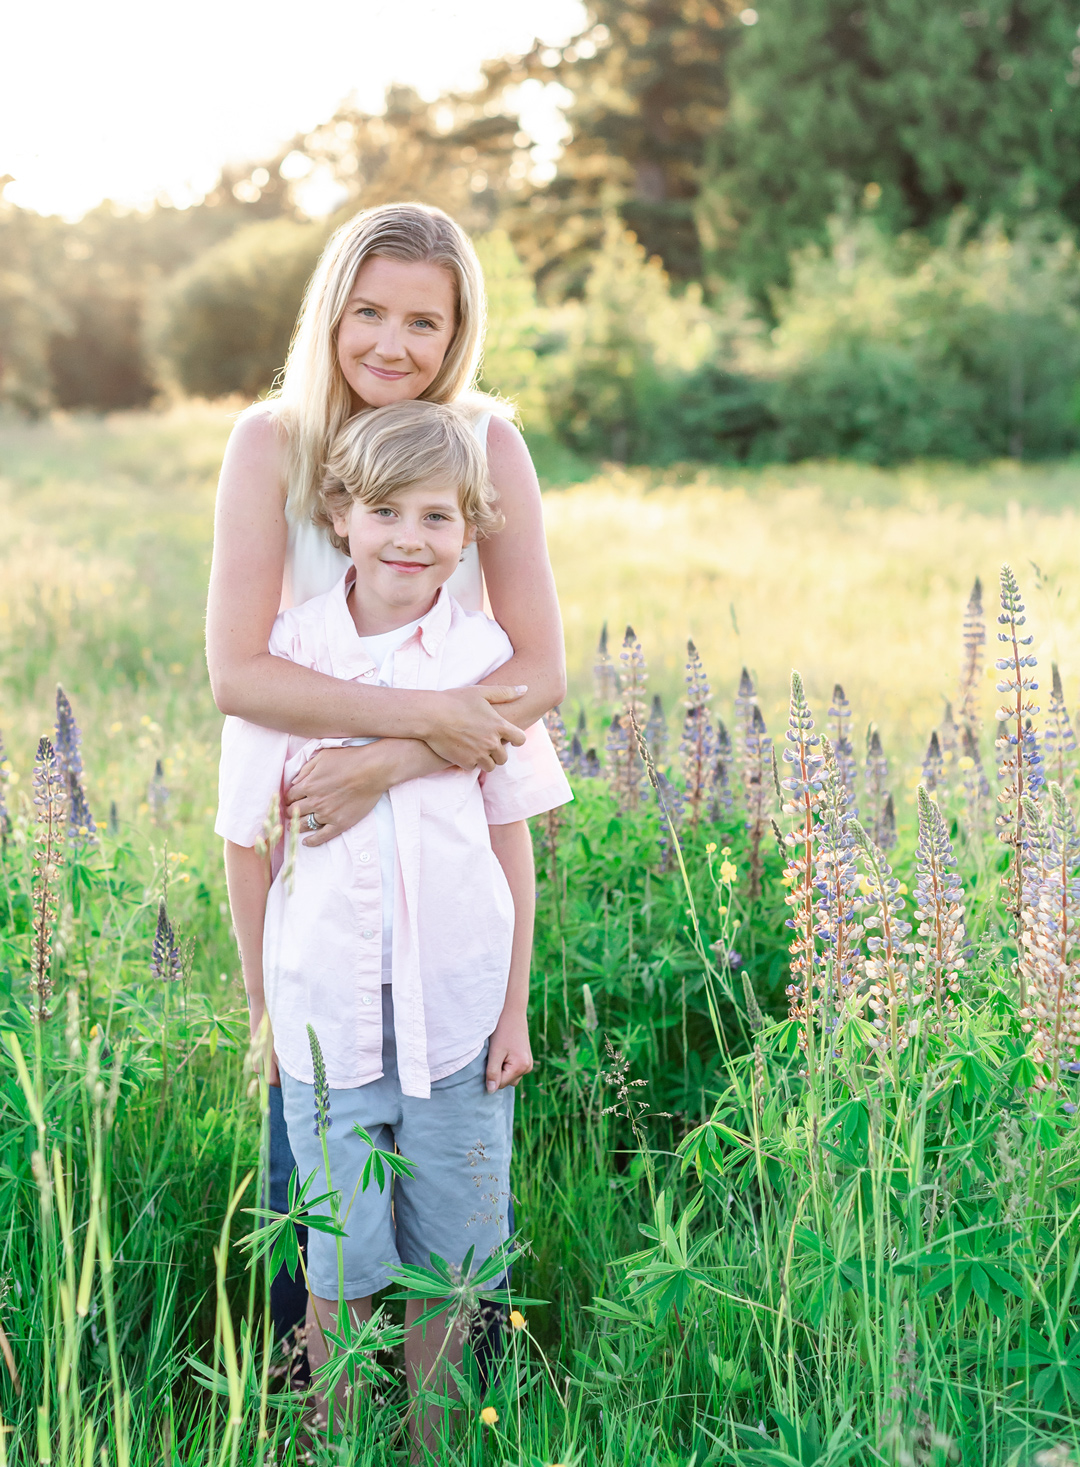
[280,410,491,614]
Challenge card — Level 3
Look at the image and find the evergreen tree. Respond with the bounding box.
[699,0,1080,299]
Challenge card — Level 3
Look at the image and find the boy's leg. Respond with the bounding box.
[404,1296,466,1459]
[267,1085,308,1371]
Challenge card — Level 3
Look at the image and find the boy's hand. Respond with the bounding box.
[485,1010,533,1092]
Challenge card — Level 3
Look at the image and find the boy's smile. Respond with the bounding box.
[331,478,473,637]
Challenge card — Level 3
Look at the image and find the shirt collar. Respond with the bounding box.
[325,567,454,680]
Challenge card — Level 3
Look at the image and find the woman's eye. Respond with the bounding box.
[413,318,435,330]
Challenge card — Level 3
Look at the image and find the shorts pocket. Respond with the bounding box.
[430,1046,489,1090]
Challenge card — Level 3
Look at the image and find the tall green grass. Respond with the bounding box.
[4,410,1080,1464]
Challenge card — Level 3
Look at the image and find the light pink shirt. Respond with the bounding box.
[216,570,572,1098]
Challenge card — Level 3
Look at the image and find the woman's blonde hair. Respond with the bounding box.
[315,400,503,554]
[271,202,487,523]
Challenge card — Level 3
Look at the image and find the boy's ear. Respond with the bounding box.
[331,509,351,540]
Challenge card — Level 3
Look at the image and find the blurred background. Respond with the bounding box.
[6,0,1080,467]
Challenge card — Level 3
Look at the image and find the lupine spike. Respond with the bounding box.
[865,727,896,851]
[813,736,864,1037]
[708,720,735,821]
[1019,780,1080,1086]
[644,694,668,768]
[544,706,571,769]
[959,576,986,728]
[54,685,84,783]
[613,627,648,811]
[307,1025,332,1137]
[921,731,944,796]
[148,759,169,827]
[31,736,67,1021]
[995,564,1041,1001]
[913,785,967,1034]
[781,672,826,1056]
[593,622,618,704]
[681,640,716,830]
[959,723,991,833]
[606,713,642,814]
[734,667,758,779]
[1044,663,1078,790]
[150,897,183,982]
[827,684,857,810]
[655,769,686,872]
[569,732,586,775]
[583,746,601,778]
[742,704,773,901]
[851,817,914,1053]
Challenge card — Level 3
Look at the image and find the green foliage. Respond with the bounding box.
[152,218,330,400]
[473,229,550,429]
[760,215,1080,463]
[699,0,1080,301]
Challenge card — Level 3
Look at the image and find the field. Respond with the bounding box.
[4,404,1080,1465]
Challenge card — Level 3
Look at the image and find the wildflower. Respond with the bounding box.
[31,736,66,1021]
[939,699,959,768]
[720,860,737,883]
[705,842,717,854]
[995,564,1042,991]
[958,576,986,728]
[544,706,571,769]
[654,768,686,871]
[583,746,601,779]
[920,730,944,797]
[508,1310,526,1330]
[605,713,637,813]
[1044,663,1077,789]
[811,736,864,1039]
[742,704,774,901]
[827,683,857,809]
[613,625,649,810]
[307,1025,332,1136]
[912,785,967,1033]
[480,1407,499,1427]
[681,639,716,830]
[644,693,668,768]
[567,731,585,776]
[1019,782,1080,1086]
[148,759,169,827]
[865,727,896,851]
[781,672,826,1046]
[708,720,735,821]
[150,897,183,982]
[593,622,617,704]
[734,666,759,781]
[55,687,97,846]
[852,818,914,1053]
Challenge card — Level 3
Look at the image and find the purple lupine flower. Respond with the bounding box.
[150,897,183,982]
[55,686,97,845]
[781,672,825,1043]
[813,737,864,1039]
[827,684,858,811]
[742,704,773,901]
[593,622,618,705]
[921,730,944,796]
[913,785,966,1033]
[958,577,985,729]
[1019,782,1080,1087]
[31,736,65,1021]
[1044,663,1078,790]
[995,564,1041,971]
[680,639,716,831]
[544,706,571,770]
[865,727,896,852]
[644,694,668,770]
[734,667,758,784]
[852,817,914,1053]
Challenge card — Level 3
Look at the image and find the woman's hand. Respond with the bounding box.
[285,740,446,847]
[421,685,528,770]
[485,1009,533,1093]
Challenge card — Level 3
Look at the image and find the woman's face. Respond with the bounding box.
[336,256,458,410]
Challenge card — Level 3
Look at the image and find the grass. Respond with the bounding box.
[3,405,1080,1464]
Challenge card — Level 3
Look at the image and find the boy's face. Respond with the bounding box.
[331,479,474,624]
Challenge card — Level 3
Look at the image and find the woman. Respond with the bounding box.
[205,202,566,1351]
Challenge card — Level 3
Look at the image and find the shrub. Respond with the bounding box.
[152,219,329,399]
[763,215,1080,463]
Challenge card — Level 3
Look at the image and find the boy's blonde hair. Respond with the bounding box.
[270,203,488,525]
[315,400,503,554]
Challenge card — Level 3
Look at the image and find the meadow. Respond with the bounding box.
[4,404,1080,1465]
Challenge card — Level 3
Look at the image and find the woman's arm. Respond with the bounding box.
[477,416,567,728]
[224,839,278,1083]
[205,410,526,764]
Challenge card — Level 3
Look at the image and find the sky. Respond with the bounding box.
[2,0,587,220]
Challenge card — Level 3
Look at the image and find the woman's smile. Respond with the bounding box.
[364,363,410,381]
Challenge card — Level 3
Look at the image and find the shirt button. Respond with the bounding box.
[362,994,374,1006]
[358,851,372,863]
[362,929,374,939]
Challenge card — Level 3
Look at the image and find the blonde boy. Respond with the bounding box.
[216,400,570,1435]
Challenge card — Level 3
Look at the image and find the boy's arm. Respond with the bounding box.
[224,840,277,1085]
[485,819,536,1093]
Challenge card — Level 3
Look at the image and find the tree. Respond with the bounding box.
[699,0,1080,300]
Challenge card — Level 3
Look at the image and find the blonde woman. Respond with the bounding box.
[206,202,565,1356]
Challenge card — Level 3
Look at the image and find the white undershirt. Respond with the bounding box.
[342,612,425,983]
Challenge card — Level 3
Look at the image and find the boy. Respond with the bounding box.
[216,400,571,1444]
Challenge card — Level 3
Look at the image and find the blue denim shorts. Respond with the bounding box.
[280,988,515,1299]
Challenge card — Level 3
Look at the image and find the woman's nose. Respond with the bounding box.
[374,324,407,361]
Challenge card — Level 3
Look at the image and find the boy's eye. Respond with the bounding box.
[373,507,396,518]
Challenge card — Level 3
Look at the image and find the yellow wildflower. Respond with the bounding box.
[721,846,732,857]
[509,1310,526,1330]
[720,860,737,883]
[480,1406,499,1426]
